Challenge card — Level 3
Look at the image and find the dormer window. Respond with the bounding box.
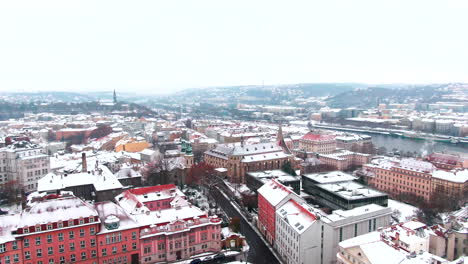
[79,219,84,225]
[35,226,41,232]
[68,220,73,226]
[89,217,94,223]
[104,215,120,230]
[23,227,29,234]
[47,224,52,230]
[58,222,63,228]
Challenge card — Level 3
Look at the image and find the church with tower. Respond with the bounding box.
[203,125,295,183]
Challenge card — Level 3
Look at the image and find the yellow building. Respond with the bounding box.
[115,137,150,153]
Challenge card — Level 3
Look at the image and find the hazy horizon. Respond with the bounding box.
[1,0,468,93]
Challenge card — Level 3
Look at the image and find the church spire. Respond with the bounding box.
[113,89,117,104]
[276,123,291,154]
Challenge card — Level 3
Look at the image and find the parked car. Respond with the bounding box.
[190,258,202,264]
[213,253,225,261]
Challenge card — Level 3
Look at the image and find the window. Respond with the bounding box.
[79,219,84,225]
[90,227,95,235]
[58,233,64,241]
[89,217,94,223]
[354,224,358,237]
[24,238,29,247]
[70,242,75,251]
[90,239,96,247]
[48,258,54,264]
[102,248,107,256]
[59,256,65,264]
[80,229,85,237]
[91,250,97,258]
[132,242,137,250]
[112,246,117,254]
[132,232,137,240]
[59,245,64,253]
[47,224,53,230]
[48,246,53,255]
[339,227,343,242]
[122,244,127,252]
[69,231,74,239]
[80,241,86,249]
[70,254,76,262]
[37,249,42,257]
[36,226,42,232]
[47,234,53,243]
[25,251,31,260]
[12,241,17,250]
[144,247,151,254]
[58,222,63,228]
[68,220,73,227]
[4,256,10,264]
[81,252,86,260]
[36,237,41,245]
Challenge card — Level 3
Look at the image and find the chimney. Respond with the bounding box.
[82,153,87,172]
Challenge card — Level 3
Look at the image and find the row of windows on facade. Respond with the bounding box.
[3,253,128,264]
[23,217,96,233]
[1,242,139,262]
[143,233,218,253]
[26,169,48,177]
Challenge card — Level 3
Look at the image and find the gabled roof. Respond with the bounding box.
[257,179,292,207]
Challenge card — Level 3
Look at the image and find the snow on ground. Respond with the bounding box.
[0,203,22,214]
[388,199,418,223]
[182,187,210,211]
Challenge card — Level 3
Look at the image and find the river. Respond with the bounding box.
[370,134,468,154]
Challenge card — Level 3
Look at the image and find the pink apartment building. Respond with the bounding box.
[116,184,222,263]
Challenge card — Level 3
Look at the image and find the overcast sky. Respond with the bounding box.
[1,0,467,94]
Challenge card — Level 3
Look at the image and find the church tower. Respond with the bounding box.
[276,123,291,154]
[113,89,117,104]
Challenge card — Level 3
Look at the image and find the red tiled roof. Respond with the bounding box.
[301,133,335,141]
[128,184,177,195]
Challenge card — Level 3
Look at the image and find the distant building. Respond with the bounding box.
[298,133,336,154]
[362,157,468,205]
[335,134,372,151]
[318,150,371,171]
[204,142,293,183]
[0,141,50,192]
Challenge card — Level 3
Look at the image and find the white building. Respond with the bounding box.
[0,141,50,192]
[320,204,392,264]
[275,199,321,264]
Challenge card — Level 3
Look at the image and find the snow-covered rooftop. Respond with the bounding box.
[303,171,357,184]
[317,181,387,200]
[38,164,123,192]
[257,180,292,207]
[277,199,317,234]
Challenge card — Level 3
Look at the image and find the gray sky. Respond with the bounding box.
[1,0,467,94]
